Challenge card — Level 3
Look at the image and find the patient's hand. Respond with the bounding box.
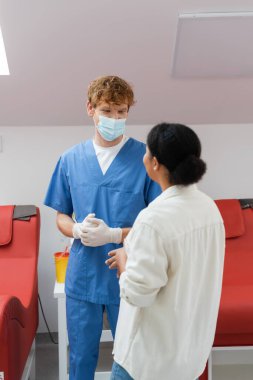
[105,247,127,277]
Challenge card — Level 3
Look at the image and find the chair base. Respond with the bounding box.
[200,345,253,380]
[21,339,36,380]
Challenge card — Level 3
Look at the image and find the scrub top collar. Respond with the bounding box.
[83,138,133,182]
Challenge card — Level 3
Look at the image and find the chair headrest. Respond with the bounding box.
[215,199,245,239]
[239,199,253,209]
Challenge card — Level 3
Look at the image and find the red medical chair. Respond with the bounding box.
[200,199,253,380]
[0,205,40,380]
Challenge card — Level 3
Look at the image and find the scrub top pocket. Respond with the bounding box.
[111,189,145,226]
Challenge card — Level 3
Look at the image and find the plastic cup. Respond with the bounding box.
[54,252,69,283]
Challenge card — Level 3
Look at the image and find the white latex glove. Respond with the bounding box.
[81,217,122,247]
[72,213,95,240]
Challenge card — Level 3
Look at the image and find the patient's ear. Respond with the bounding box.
[153,157,159,171]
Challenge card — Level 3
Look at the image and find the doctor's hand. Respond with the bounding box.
[81,217,122,247]
[72,213,95,240]
[105,247,127,277]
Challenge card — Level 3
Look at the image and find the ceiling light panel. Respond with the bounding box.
[172,12,253,78]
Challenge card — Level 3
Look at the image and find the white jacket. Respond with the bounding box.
[113,185,225,380]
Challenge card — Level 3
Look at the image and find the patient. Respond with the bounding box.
[106,123,225,380]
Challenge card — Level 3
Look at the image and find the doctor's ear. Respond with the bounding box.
[86,101,95,117]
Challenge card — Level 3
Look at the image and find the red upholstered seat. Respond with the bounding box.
[200,199,253,379]
[0,205,40,380]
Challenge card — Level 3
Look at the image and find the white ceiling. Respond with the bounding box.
[1,0,253,127]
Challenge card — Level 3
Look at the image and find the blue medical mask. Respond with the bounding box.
[97,115,126,141]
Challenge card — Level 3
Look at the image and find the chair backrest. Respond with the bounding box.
[0,205,40,258]
[215,199,253,286]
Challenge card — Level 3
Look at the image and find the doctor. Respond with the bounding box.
[44,75,160,380]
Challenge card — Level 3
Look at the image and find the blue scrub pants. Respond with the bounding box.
[66,296,119,380]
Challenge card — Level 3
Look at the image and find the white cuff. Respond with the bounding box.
[110,227,122,244]
[119,271,157,307]
[72,223,81,239]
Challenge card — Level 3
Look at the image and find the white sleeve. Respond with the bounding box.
[120,223,169,307]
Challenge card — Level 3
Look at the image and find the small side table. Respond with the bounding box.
[54,282,69,380]
[54,282,113,380]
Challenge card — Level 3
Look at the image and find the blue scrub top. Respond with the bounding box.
[44,138,161,304]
